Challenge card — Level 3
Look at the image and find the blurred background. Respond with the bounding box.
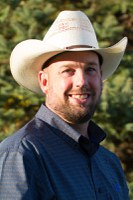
[0,0,133,198]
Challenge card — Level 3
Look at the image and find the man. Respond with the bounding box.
[0,10,129,199]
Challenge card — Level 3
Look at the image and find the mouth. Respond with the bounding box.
[68,93,92,105]
[69,94,89,100]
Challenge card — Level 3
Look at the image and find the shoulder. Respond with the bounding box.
[0,117,53,177]
[0,117,55,199]
[0,117,49,154]
[98,145,122,166]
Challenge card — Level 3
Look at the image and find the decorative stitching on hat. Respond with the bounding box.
[52,18,94,34]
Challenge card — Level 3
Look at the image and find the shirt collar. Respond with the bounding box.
[35,104,106,145]
[36,104,80,142]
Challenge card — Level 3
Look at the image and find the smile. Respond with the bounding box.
[69,94,89,100]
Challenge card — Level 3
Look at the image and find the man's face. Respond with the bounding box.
[39,51,103,124]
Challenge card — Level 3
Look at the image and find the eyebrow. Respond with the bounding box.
[59,62,100,71]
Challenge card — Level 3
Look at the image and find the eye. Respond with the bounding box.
[86,65,97,73]
[61,68,75,77]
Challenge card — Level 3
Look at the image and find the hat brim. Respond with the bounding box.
[10,37,127,95]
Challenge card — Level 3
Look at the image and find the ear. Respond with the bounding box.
[38,70,48,94]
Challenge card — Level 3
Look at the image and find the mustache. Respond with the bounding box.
[67,87,93,95]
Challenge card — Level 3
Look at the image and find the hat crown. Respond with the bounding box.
[43,11,99,49]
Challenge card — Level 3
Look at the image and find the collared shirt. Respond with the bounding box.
[36,104,106,156]
[0,104,129,200]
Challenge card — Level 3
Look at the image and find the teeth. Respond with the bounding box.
[71,94,88,99]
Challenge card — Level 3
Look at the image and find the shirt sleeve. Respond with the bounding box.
[0,150,55,200]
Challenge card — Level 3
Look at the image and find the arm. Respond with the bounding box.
[0,150,55,200]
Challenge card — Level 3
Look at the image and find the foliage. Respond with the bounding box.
[0,0,133,197]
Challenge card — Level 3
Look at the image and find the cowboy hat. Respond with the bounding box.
[10,10,128,95]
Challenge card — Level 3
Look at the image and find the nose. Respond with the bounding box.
[74,70,88,88]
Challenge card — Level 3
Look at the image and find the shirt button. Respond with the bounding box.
[98,187,103,194]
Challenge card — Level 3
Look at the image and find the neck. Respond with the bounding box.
[70,121,90,139]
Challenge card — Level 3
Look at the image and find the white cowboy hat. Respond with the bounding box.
[10,10,128,95]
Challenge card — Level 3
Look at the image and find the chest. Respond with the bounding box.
[38,139,127,200]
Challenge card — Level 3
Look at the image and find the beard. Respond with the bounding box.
[46,85,102,124]
[52,96,101,124]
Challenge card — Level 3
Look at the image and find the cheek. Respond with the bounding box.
[57,78,72,93]
[96,79,103,93]
[91,77,102,91]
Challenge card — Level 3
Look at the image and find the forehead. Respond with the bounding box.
[44,51,100,68]
[58,51,98,62]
